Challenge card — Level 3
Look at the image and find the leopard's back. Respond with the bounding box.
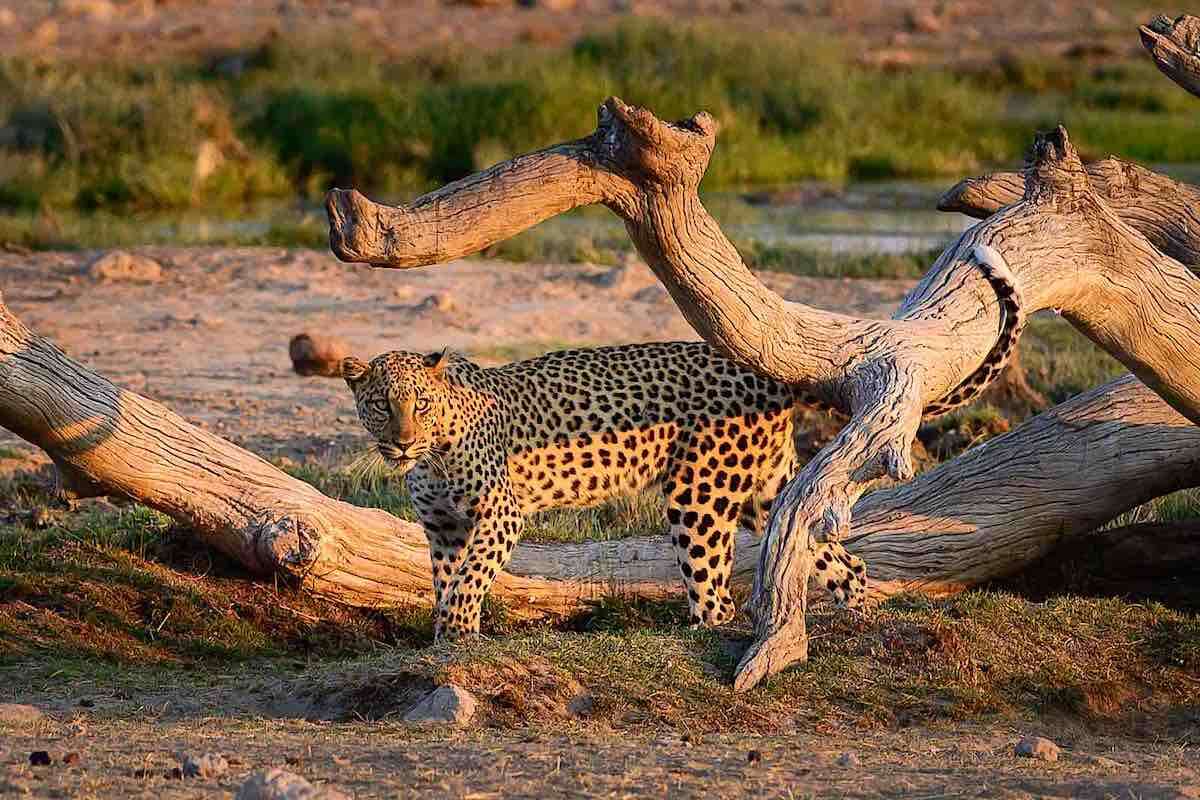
[477,341,796,513]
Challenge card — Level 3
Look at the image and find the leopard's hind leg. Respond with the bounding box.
[749,429,868,609]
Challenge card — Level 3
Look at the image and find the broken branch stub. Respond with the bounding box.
[1140,14,1200,99]
[957,126,1200,426]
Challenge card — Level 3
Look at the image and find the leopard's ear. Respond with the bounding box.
[341,356,370,385]
[424,348,452,378]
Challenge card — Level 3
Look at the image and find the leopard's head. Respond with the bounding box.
[341,349,455,474]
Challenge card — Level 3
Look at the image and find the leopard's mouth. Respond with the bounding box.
[377,442,426,473]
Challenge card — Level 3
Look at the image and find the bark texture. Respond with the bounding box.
[1141,14,1200,99]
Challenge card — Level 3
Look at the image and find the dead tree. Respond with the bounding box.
[323,17,1200,690]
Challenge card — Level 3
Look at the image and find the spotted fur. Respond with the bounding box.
[342,343,867,640]
[922,244,1026,417]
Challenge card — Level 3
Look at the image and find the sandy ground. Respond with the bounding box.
[0,247,913,460]
[3,715,1200,798]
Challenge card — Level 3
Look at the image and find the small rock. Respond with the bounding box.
[567,693,594,719]
[747,749,762,764]
[182,753,229,779]
[28,752,51,767]
[837,751,861,767]
[88,251,163,284]
[403,685,477,727]
[62,752,80,766]
[0,705,45,726]
[235,768,349,800]
[1015,736,1060,762]
[1086,754,1123,769]
[632,285,667,304]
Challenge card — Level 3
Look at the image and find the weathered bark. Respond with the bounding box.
[1141,14,1200,99]
[4,292,1198,624]
[938,157,1200,268]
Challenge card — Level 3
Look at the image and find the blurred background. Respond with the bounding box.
[0,0,1189,270]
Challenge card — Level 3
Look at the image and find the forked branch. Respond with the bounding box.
[324,88,1200,688]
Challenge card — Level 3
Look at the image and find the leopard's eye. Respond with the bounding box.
[414,397,431,414]
[369,398,390,416]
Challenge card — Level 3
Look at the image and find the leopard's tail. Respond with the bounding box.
[922,243,1025,418]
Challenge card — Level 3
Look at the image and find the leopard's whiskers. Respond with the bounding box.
[344,447,389,493]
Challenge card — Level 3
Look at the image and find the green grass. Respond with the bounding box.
[1,21,1197,224]
[1019,314,1128,403]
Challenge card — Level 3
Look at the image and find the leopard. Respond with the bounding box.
[342,342,868,639]
[340,246,1024,640]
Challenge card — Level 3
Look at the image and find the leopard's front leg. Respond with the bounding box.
[407,467,472,617]
[436,476,524,641]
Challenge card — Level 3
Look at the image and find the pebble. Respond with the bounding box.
[837,751,862,767]
[182,753,229,779]
[235,768,349,799]
[403,685,478,727]
[88,250,163,284]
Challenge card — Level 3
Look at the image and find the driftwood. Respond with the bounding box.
[2,293,1197,620]
[1141,14,1200,99]
[324,15,1200,687]
[289,332,351,378]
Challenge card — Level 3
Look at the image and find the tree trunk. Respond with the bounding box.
[3,292,1198,619]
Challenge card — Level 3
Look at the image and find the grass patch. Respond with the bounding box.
[1019,314,1127,404]
[740,243,942,279]
[253,591,1200,734]
[0,463,420,667]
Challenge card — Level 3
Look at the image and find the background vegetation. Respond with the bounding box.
[2,21,1199,247]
